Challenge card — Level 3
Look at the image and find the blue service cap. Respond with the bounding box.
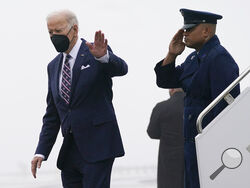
[180,8,223,29]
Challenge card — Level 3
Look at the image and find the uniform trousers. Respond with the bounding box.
[184,141,200,188]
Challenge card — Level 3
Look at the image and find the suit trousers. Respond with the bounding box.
[184,141,200,188]
[60,134,114,188]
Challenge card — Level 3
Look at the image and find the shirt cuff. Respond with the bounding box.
[94,51,109,63]
[34,154,45,159]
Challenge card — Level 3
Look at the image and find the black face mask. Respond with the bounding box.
[50,27,73,52]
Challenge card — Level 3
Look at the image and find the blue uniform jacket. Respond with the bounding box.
[35,39,128,163]
[155,35,240,139]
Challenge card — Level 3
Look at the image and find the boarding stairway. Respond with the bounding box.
[195,67,250,188]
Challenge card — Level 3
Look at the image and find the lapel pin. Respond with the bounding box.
[81,54,84,57]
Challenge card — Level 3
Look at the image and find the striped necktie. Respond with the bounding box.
[61,54,71,104]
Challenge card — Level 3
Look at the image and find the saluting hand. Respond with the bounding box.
[162,29,185,66]
[169,29,185,56]
[31,156,43,178]
[86,30,108,58]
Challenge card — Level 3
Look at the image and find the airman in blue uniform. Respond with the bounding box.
[154,8,240,188]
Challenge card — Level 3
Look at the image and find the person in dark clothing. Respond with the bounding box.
[147,88,185,188]
[31,10,127,188]
[154,8,240,188]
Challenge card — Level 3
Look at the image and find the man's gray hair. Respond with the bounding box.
[46,10,79,28]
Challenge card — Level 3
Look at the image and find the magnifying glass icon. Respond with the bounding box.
[210,148,243,180]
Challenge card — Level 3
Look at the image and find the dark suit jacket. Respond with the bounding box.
[35,39,127,166]
[147,91,185,188]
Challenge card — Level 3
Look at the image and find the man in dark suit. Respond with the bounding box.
[147,88,185,188]
[31,10,128,188]
[154,9,240,188]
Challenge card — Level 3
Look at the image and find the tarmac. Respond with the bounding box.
[0,165,156,188]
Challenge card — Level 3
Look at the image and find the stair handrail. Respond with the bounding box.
[196,66,250,134]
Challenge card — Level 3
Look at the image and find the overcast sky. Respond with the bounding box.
[0,0,250,179]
